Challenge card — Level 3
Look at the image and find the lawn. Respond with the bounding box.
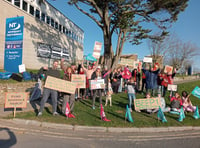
[6,80,200,127]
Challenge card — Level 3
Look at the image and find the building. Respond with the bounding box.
[0,0,84,70]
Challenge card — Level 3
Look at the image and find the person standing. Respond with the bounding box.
[38,60,60,116]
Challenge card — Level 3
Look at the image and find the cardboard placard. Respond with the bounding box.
[90,79,105,90]
[164,65,173,74]
[143,57,152,63]
[119,58,134,67]
[5,92,28,108]
[134,98,161,110]
[19,64,26,73]
[167,84,177,91]
[71,74,86,88]
[44,76,76,94]
[93,41,102,59]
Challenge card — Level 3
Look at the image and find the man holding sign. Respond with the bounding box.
[38,60,61,116]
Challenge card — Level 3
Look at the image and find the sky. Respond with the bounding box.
[46,0,200,71]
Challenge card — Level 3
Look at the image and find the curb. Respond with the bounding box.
[4,118,200,133]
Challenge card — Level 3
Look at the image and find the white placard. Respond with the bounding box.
[167,84,177,91]
[89,79,105,90]
[143,57,152,63]
[19,64,26,73]
[93,41,102,59]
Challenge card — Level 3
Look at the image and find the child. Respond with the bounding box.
[105,79,113,106]
[182,91,196,112]
[127,77,136,112]
[145,92,159,114]
[170,92,182,112]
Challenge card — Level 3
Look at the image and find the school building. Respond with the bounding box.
[0,0,84,70]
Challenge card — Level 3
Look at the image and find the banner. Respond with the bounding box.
[5,92,28,108]
[143,57,152,63]
[93,41,102,59]
[4,16,24,73]
[119,58,134,67]
[167,84,177,91]
[90,79,105,90]
[192,86,200,99]
[44,76,76,94]
[71,74,86,88]
[164,65,173,74]
[134,98,161,110]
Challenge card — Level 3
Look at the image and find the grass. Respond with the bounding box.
[5,80,200,127]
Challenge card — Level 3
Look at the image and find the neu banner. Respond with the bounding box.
[4,16,24,73]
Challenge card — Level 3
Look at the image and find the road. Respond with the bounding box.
[0,119,200,148]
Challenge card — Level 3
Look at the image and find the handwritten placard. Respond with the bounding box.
[119,58,134,67]
[143,57,152,63]
[90,79,105,90]
[93,41,102,59]
[164,65,173,74]
[71,74,86,88]
[5,92,28,108]
[19,64,26,73]
[167,84,177,91]
[44,76,76,94]
[134,98,161,110]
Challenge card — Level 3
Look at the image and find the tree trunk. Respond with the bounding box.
[103,34,113,70]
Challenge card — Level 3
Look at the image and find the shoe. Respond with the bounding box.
[37,112,42,116]
[92,106,95,110]
[53,112,59,116]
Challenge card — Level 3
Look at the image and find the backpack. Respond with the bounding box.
[22,72,31,81]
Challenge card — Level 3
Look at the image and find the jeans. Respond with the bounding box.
[92,89,102,107]
[62,93,75,114]
[39,88,58,113]
[128,93,136,109]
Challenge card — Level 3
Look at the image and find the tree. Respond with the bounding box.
[67,0,188,69]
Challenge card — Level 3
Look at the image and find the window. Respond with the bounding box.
[7,0,12,2]
[29,5,34,16]
[14,0,20,8]
[35,9,40,19]
[55,22,58,29]
[46,16,50,24]
[51,18,54,27]
[59,24,62,32]
[22,1,27,11]
[41,13,46,22]
[63,26,65,34]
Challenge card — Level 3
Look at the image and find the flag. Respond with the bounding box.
[125,105,133,123]
[178,106,185,122]
[65,102,70,117]
[192,86,200,99]
[157,107,167,123]
[193,106,200,119]
[100,104,111,121]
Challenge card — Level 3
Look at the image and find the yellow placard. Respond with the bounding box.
[71,74,86,88]
[134,98,161,110]
[119,58,134,67]
[44,76,76,94]
[5,92,28,108]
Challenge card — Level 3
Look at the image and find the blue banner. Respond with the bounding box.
[192,86,200,99]
[4,16,24,73]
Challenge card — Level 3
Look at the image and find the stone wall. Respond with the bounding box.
[0,82,35,105]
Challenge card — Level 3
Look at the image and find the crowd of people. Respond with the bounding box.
[34,59,197,118]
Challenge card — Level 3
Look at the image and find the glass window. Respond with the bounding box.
[63,26,65,34]
[41,13,46,22]
[35,9,40,19]
[59,24,62,32]
[29,5,34,16]
[46,16,50,24]
[55,22,58,29]
[22,1,27,11]
[51,18,54,27]
[14,0,20,8]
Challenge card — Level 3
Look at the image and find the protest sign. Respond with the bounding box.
[119,58,134,67]
[5,92,28,108]
[134,98,161,110]
[164,65,173,74]
[143,57,152,63]
[192,86,200,99]
[93,41,102,59]
[19,64,26,73]
[167,84,177,91]
[71,74,86,88]
[90,79,105,90]
[44,76,76,94]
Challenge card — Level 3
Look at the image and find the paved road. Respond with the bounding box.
[1,119,200,148]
